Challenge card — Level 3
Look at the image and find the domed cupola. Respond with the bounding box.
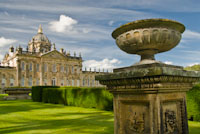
[28,25,52,53]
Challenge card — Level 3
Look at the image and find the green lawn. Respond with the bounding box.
[0,99,199,134]
[0,100,114,134]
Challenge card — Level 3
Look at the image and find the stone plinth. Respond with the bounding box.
[4,88,32,100]
[96,63,200,134]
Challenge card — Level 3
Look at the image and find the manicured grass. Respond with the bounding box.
[0,100,113,134]
[0,100,199,134]
[189,121,200,134]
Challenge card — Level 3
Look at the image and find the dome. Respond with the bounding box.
[29,25,50,43]
[31,33,50,42]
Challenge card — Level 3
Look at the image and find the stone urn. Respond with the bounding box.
[112,18,185,65]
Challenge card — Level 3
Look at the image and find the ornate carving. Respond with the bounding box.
[127,112,145,133]
[164,110,178,134]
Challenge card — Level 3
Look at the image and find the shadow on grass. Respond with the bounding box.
[0,100,114,134]
[0,112,113,134]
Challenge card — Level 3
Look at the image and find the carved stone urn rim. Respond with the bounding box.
[112,18,185,39]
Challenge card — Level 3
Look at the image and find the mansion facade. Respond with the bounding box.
[0,25,106,88]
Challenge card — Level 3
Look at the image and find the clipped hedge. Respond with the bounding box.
[187,84,200,121]
[32,86,59,102]
[32,86,113,111]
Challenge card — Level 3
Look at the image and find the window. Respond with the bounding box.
[52,64,57,72]
[44,79,47,85]
[66,79,69,86]
[52,78,56,86]
[29,63,32,71]
[10,78,14,87]
[21,77,24,87]
[96,81,98,86]
[28,77,32,86]
[72,79,74,86]
[21,62,25,70]
[66,65,68,73]
[36,79,40,85]
[77,80,80,87]
[36,64,39,72]
[61,66,64,72]
[82,79,85,86]
[44,63,47,72]
[88,78,90,86]
[71,66,74,73]
[61,79,64,86]
[92,80,94,87]
[2,78,6,87]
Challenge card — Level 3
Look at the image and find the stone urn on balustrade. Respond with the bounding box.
[96,19,200,134]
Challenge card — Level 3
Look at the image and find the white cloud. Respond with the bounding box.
[0,37,17,47]
[49,15,78,33]
[83,58,121,70]
[183,30,200,39]
[164,61,173,65]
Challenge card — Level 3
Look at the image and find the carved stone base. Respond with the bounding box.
[96,64,200,134]
[113,92,188,134]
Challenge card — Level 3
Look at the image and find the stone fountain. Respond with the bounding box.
[96,19,200,134]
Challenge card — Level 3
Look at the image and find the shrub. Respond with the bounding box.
[40,87,113,111]
[42,88,65,104]
[187,84,200,121]
[32,86,59,102]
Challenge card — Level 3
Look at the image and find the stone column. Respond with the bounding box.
[96,64,200,134]
[40,62,43,85]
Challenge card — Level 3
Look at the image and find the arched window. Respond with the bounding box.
[52,78,56,86]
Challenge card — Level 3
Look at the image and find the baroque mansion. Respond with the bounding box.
[0,25,105,88]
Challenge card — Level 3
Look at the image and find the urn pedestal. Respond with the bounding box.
[96,63,200,134]
[95,19,200,134]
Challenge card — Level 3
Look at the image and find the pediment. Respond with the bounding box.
[41,50,66,59]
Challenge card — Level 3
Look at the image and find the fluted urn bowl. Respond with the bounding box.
[112,18,185,64]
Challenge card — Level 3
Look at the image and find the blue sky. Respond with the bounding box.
[0,0,200,71]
